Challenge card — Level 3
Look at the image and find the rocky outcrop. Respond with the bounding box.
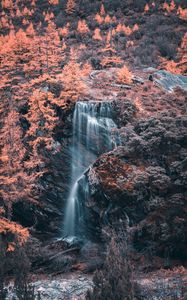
[6,274,93,300]
[85,111,187,267]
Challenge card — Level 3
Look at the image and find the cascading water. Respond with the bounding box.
[63,101,120,238]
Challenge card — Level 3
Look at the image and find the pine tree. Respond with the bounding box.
[77,20,89,34]
[60,49,86,102]
[100,3,106,16]
[93,28,102,41]
[65,0,76,14]
[144,4,150,12]
[117,65,133,85]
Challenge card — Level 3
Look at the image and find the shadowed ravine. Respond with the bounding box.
[63,101,120,239]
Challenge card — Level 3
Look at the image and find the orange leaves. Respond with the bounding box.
[100,4,106,16]
[22,6,33,16]
[49,0,59,5]
[95,13,103,24]
[60,50,86,102]
[100,30,116,54]
[177,6,187,21]
[104,14,112,24]
[44,11,54,22]
[0,218,29,250]
[163,0,176,13]
[15,28,28,48]
[144,4,150,13]
[81,62,92,76]
[160,32,187,75]
[115,23,138,36]
[101,56,123,68]
[133,23,139,32]
[27,89,58,137]
[77,20,89,34]
[66,0,76,14]
[2,0,13,9]
[116,65,133,85]
[26,23,35,37]
[59,23,70,37]
[93,28,102,41]
[161,59,179,74]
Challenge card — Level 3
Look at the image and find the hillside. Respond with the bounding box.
[0,0,187,299]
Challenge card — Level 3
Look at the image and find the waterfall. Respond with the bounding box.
[63,101,120,238]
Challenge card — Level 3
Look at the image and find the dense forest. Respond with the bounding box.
[0,0,187,299]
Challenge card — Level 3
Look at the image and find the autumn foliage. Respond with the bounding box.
[117,65,133,85]
[0,218,29,251]
[77,19,89,34]
[59,49,86,102]
[65,0,76,14]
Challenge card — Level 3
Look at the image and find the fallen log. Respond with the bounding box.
[47,247,80,262]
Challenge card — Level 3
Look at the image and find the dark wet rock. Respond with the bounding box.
[6,274,93,300]
[112,99,137,127]
[84,113,187,265]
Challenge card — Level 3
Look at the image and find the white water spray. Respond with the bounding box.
[63,101,120,238]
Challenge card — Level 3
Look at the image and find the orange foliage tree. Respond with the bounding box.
[49,0,59,5]
[100,3,106,16]
[95,13,103,24]
[0,110,39,216]
[66,0,76,14]
[77,20,89,34]
[26,89,58,154]
[60,49,86,102]
[117,65,133,84]
[0,218,29,251]
[2,0,13,9]
[177,6,187,21]
[160,32,187,75]
[144,4,150,12]
[93,28,102,41]
[163,0,176,13]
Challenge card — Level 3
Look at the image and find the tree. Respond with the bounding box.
[2,0,13,9]
[104,15,112,24]
[178,7,187,21]
[116,24,133,36]
[93,28,102,41]
[95,13,103,24]
[144,4,150,13]
[100,4,106,16]
[59,23,69,37]
[77,20,89,34]
[163,1,175,13]
[132,23,139,32]
[117,65,133,85]
[26,23,35,37]
[49,0,59,5]
[59,49,86,102]
[86,230,134,300]
[0,110,38,216]
[65,0,76,14]
[26,89,58,152]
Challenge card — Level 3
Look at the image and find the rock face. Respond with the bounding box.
[33,275,92,300]
[6,274,93,300]
[84,109,187,267]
